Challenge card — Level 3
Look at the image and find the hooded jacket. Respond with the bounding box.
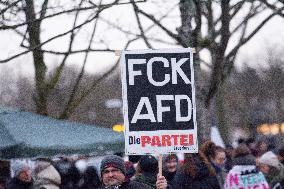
[33,162,61,189]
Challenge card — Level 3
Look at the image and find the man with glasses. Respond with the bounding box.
[100,155,167,189]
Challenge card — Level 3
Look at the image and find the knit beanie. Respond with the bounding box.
[259,151,281,169]
[12,160,29,177]
[100,155,125,175]
[139,155,158,173]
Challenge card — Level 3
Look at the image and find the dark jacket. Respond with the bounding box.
[6,177,33,189]
[232,154,255,166]
[80,166,100,189]
[100,180,153,189]
[170,162,221,189]
[162,170,176,187]
[134,172,156,188]
[211,162,227,189]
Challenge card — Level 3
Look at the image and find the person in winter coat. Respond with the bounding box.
[33,159,61,189]
[6,161,33,189]
[100,155,158,189]
[259,151,284,189]
[124,161,135,182]
[224,144,269,189]
[80,166,100,189]
[53,158,81,189]
[170,152,221,189]
[134,155,158,188]
[162,154,179,186]
[201,141,227,188]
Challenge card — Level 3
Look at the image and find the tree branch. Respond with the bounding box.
[0,4,101,30]
[46,0,85,92]
[58,36,138,119]
[258,0,284,17]
[39,0,49,20]
[0,0,22,15]
[40,48,116,55]
[0,9,102,63]
[226,8,283,61]
[137,8,187,47]
[59,0,103,119]
[231,3,264,35]
[131,0,153,48]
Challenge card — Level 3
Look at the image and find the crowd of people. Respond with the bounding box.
[1,139,284,189]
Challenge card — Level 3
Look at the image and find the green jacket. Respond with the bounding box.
[266,165,284,188]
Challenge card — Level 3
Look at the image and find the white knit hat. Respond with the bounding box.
[11,160,29,177]
[259,151,281,169]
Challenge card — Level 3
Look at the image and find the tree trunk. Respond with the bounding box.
[178,0,211,142]
[215,82,230,146]
[24,0,48,115]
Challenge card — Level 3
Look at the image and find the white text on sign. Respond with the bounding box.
[128,57,191,86]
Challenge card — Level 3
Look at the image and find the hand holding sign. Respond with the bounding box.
[120,48,197,154]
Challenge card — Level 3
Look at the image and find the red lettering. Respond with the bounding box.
[151,136,161,146]
[162,135,171,146]
[180,135,188,146]
[253,185,260,189]
[188,134,193,145]
[141,136,151,147]
[171,135,179,145]
[229,174,239,186]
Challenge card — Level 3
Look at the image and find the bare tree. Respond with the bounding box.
[125,0,284,142]
[0,0,144,118]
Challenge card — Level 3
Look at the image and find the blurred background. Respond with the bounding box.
[0,0,284,149]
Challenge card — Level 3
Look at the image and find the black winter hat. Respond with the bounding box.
[139,155,158,173]
[100,155,126,175]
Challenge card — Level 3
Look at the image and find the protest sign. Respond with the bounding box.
[224,166,269,189]
[120,48,197,154]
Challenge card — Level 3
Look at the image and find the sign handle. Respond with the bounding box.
[158,154,163,175]
[115,50,122,56]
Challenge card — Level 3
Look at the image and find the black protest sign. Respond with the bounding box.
[121,48,197,154]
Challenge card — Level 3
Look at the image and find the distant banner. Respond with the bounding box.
[120,48,197,154]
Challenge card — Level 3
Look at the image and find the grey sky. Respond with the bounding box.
[0,0,284,77]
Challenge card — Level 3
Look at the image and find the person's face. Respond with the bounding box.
[278,155,284,163]
[102,167,125,187]
[213,151,226,167]
[259,142,268,151]
[166,159,178,173]
[17,167,32,183]
[248,143,256,149]
[259,164,270,174]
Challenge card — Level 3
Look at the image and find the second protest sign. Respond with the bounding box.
[120,48,197,154]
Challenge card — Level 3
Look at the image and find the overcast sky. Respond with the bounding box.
[1,0,284,77]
